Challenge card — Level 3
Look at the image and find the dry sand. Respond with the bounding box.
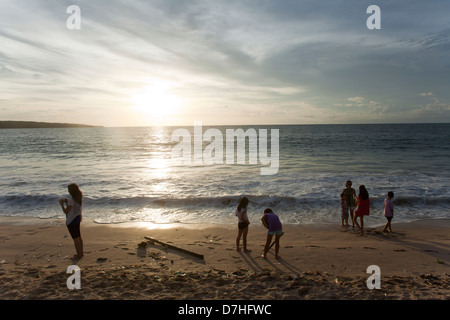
[0,217,449,300]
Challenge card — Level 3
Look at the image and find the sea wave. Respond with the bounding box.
[1,193,449,217]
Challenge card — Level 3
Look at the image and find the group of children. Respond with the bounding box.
[235,181,396,259]
[340,180,395,235]
[235,196,284,259]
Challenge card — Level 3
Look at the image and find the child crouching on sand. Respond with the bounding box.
[261,208,283,259]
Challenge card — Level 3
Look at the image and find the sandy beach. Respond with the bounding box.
[0,217,448,300]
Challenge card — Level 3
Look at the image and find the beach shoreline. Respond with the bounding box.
[0,216,448,300]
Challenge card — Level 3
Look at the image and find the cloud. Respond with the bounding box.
[348,97,366,104]
[414,95,450,113]
[399,28,450,50]
[0,0,450,125]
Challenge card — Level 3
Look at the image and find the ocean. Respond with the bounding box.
[1,123,449,227]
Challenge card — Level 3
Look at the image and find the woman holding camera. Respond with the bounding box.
[59,183,83,259]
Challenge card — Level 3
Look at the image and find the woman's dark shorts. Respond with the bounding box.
[67,216,81,239]
[238,222,249,230]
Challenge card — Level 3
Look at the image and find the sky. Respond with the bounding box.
[0,0,449,127]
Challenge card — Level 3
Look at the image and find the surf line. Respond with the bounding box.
[171,121,279,175]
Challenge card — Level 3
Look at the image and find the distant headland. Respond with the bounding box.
[0,121,101,129]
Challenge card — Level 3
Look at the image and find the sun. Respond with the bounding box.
[131,83,183,123]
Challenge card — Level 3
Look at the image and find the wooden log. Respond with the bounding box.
[144,236,204,260]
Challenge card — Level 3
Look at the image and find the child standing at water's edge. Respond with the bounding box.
[261,208,283,259]
[340,193,349,227]
[383,191,395,233]
[235,197,251,252]
[354,185,370,235]
[341,180,357,228]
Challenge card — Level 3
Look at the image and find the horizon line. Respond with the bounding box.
[2,120,449,129]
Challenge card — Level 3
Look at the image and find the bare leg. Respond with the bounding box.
[73,237,83,258]
[350,208,355,228]
[383,219,392,232]
[360,217,364,235]
[236,229,243,251]
[354,215,361,231]
[274,234,281,259]
[242,227,250,252]
[262,234,273,259]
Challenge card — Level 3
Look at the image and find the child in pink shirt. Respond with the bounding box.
[383,191,395,233]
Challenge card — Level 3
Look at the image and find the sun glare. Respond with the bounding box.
[131,83,183,122]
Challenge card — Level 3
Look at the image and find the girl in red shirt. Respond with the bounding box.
[354,185,370,235]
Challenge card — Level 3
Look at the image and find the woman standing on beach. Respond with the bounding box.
[235,197,251,252]
[59,183,84,259]
[341,181,357,228]
[354,185,370,235]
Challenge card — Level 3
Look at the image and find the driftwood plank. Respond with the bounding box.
[144,236,204,260]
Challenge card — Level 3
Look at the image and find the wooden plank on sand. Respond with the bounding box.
[144,236,204,260]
